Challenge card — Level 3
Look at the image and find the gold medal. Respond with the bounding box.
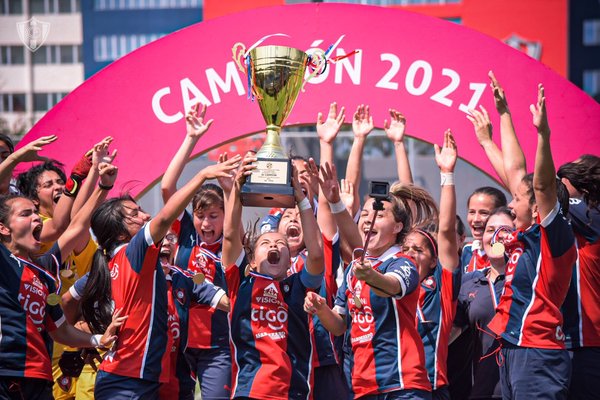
[353,295,363,309]
[60,269,74,279]
[193,273,205,284]
[491,242,505,256]
[47,293,61,306]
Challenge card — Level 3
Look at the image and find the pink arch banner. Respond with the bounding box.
[21,3,600,196]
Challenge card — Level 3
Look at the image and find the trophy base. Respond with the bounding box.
[240,183,295,208]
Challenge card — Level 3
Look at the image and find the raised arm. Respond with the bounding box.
[490,71,526,194]
[161,102,213,203]
[384,109,413,184]
[222,153,255,268]
[293,165,324,277]
[56,162,117,259]
[0,135,57,194]
[316,102,345,240]
[467,106,508,187]
[434,130,459,271]
[346,104,373,216]
[151,154,240,245]
[531,84,557,220]
[304,291,346,336]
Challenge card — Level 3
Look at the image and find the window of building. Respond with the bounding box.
[1,94,27,113]
[94,0,201,10]
[309,0,461,4]
[583,70,600,97]
[33,92,67,112]
[0,46,25,65]
[583,20,600,46]
[32,45,81,64]
[93,33,164,62]
[31,0,80,14]
[1,0,23,14]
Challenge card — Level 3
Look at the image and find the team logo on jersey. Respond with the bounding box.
[569,198,582,205]
[168,312,180,341]
[57,375,72,392]
[32,275,43,290]
[251,305,289,335]
[422,276,436,290]
[193,253,208,272]
[110,263,119,280]
[175,288,186,305]
[505,247,524,283]
[282,284,290,293]
[263,282,279,299]
[555,325,565,342]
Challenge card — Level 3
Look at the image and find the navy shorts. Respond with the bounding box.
[185,347,231,400]
[569,347,600,400]
[499,342,571,400]
[0,377,52,400]
[360,389,432,400]
[313,364,350,400]
[95,370,160,400]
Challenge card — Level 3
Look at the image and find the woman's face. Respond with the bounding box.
[402,232,436,281]
[0,198,43,257]
[193,204,224,244]
[121,200,151,239]
[277,207,304,256]
[482,213,515,261]
[35,170,65,215]
[160,229,178,266]
[251,232,290,281]
[358,198,403,257]
[467,193,496,241]
[508,181,536,231]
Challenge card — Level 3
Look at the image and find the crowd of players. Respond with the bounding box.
[0,71,598,400]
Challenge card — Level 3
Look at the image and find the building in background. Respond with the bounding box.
[0,0,83,134]
[570,0,600,100]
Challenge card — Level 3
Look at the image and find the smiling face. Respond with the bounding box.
[277,207,304,257]
[121,200,151,240]
[402,232,437,281]
[482,213,515,261]
[508,180,536,231]
[35,170,65,216]
[0,197,44,258]
[467,193,496,241]
[251,232,291,281]
[358,198,403,257]
[193,204,224,244]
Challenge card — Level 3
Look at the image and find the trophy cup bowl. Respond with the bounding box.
[239,45,308,208]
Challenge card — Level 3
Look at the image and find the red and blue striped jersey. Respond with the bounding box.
[461,242,488,273]
[561,198,600,348]
[0,243,64,381]
[417,262,461,390]
[225,250,323,399]
[488,203,577,349]
[99,222,172,382]
[174,211,229,350]
[333,245,431,397]
[289,234,343,368]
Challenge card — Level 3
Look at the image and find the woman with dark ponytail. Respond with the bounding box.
[81,156,240,400]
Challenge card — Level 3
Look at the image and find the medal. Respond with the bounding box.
[60,269,74,279]
[353,295,363,309]
[491,242,505,256]
[193,273,205,284]
[47,293,61,306]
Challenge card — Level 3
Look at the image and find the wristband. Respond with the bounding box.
[298,197,312,211]
[98,183,113,191]
[440,172,455,186]
[89,334,103,348]
[63,175,82,198]
[328,199,346,214]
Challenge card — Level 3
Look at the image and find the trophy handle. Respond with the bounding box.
[232,42,247,73]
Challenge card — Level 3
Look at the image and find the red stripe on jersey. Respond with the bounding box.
[466,251,489,273]
[161,281,181,397]
[575,235,600,346]
[435,268,458,389]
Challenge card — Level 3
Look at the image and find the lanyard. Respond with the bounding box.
[164,262,206,284]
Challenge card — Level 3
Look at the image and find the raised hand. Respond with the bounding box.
[186,102,214,139]
[434,129,458,173]
[384,109,407,143]
[530,84,549,134]
[339,178,355,214]
[354,259,373,281]
[11,135,57,163]
[316,102,345,144]
[216,152,234,194]
[352,104,374,138]
[201,154,241,182]
[98,162,118,188]
[318,162,341,203]
[489,71,509,115]
[304,291,326,314]
[466,106,493,146]
[92,136,117,167]
[233,152,256,187]
[99,308,128,348]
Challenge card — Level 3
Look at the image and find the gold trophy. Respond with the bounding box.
[233,41,320,208]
